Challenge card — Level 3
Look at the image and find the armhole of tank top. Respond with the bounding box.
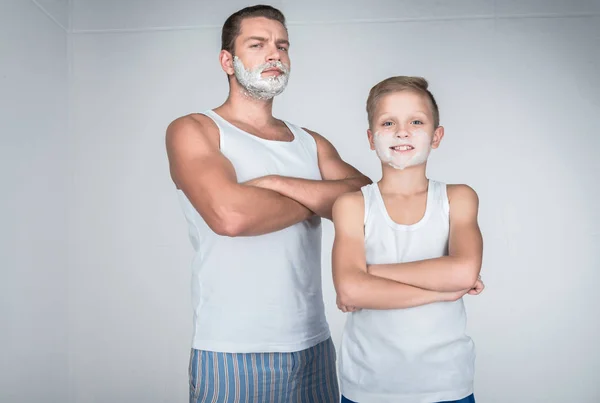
[199,111,225,151]
[360,186,371,225]
[292,122,318,154]
[440,182,450,218]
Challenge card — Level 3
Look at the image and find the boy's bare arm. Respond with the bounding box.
[332,192,469,310]
[166,115,313,237]
[368,185,483,292]
[245,129,371,220]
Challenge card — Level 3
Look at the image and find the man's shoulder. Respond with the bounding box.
[166,113,219,145]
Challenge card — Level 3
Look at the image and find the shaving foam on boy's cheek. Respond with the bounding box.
[373,129,432,170]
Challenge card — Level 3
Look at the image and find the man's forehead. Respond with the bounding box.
[238,17,288,39]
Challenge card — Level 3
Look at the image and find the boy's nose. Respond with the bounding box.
[395,129,410,138]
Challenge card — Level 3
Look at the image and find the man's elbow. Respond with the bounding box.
[352,175,372,190]
[207,209,247,237]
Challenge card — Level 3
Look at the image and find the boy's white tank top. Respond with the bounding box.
[340,180,475,403]
[177,110,330,353]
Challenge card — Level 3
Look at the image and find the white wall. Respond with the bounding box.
[1,1,69,403]
[6,0,597,402]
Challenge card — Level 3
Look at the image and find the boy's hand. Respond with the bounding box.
[468,277,485,295]
[440,276,484,302]
[337,294,360,313]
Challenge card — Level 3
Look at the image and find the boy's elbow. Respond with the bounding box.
[336,278,364,307]
[455,259,481,289]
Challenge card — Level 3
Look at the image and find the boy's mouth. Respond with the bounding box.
[390,145,414,151]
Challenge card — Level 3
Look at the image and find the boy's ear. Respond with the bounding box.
[367,129,376,150]
[431,126,445,149]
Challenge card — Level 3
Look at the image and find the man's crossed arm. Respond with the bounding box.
[166,115,370,237]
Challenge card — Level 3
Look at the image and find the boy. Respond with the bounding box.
[332,76,484,403]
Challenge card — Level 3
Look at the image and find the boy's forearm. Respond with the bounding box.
[337,271,447,310]
[262,175,370,220]
[368,257,479,292]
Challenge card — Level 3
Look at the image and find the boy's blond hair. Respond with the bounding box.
[366,76,440,129]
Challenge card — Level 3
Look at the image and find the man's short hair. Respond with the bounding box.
[366,76,440,129]
[221,5,287,54]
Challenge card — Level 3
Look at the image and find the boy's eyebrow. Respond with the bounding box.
[376,111,430,120]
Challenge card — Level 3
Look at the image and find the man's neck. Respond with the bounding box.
[378,164,429,196]
[218,86,277,127]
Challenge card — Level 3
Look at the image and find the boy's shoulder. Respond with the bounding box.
[334,189,365,208]
[446,183,478,203]
[445,184,479,217]
[332,190,365,219]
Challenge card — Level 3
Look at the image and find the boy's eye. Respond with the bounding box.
[382,121,393,127]
[411,120,423,125]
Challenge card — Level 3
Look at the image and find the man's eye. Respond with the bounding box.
[278,47,288,51]
[250,44,262,48]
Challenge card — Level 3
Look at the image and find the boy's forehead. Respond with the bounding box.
[376,91,432,116]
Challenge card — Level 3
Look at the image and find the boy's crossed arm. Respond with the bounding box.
[332,192,472,311]
[367,185,483,292]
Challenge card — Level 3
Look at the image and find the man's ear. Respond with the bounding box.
[220,50,235,76]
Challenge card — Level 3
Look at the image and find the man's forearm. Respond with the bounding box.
[368,256,479,292]
[267,176,370,220]
[222,185,313,237]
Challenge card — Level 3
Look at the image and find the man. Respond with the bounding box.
[165,5,371,402]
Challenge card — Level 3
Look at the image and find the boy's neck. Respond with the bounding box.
[378,164,429,196]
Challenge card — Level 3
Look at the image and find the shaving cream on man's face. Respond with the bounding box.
[233,56,290,100]
[373,129,432,170]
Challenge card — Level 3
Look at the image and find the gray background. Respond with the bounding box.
[2,0,599,402]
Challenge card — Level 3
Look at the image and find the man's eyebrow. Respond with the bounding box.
[243,37,290,47]
[244,36,267,42]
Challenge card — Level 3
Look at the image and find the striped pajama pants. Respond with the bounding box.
[188,338,339,403]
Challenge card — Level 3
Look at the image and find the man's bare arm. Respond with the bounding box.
[332,192,469,310]
[367,185,483,292]
[166,115,313,237]
[248,129,371,220]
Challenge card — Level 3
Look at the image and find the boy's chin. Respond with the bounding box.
[380,160,428,171]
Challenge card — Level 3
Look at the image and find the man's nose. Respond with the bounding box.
[266,44,281,62]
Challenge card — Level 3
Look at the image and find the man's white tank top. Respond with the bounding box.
[340,180,475,403]
[177,110,330,353]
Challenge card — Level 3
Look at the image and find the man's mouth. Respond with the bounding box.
[390,145,414,151]
[262,67,283,75]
